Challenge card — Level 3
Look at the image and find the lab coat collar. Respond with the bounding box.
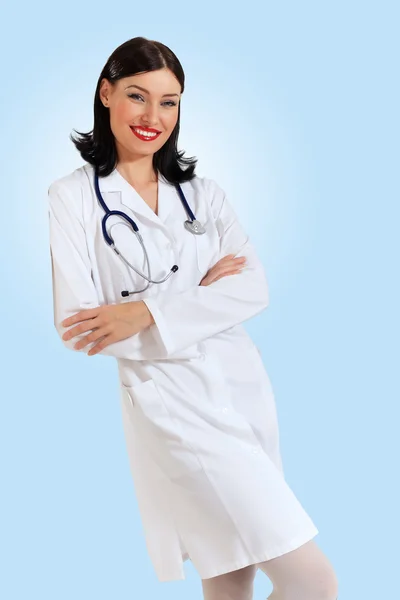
[94,165,179,232]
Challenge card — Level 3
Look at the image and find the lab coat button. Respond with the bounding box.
[221,407,229,413]
[199,353,206,361]
[251,446,260,454]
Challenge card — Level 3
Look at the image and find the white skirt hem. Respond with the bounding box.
[156,525,319,582]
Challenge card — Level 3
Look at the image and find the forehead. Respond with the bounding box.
[119,69,181,94]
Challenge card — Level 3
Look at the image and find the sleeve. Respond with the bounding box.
[48,180,188,360]
[141,177,269,356]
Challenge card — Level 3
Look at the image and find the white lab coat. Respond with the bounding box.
[47,163,319,582]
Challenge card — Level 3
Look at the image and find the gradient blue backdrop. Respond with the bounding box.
[1,1,399,599]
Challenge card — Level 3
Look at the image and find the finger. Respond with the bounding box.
[61,308,99,328]
[214,270,243,282]
[201,261,245,285]
[212,262,245,278]
[217,254,240,265]
[87,334,111,356]
[208,268,243,284]
[63,324,85,341]
[216,257,246,270]
[73,327,104,350]
[62,317,101,341]
[221,254,246,262]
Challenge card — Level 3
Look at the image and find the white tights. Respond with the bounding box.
[201,539,339,600]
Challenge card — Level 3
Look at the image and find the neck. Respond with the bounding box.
[116,152,157,186]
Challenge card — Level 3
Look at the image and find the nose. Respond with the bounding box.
[141,103,160,127]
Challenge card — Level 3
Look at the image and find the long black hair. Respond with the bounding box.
[70,36,197,185]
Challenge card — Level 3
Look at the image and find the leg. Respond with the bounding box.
[201,563,258,600]
[257,539,338,600]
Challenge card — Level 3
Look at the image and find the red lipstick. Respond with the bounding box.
[130,125,162,142]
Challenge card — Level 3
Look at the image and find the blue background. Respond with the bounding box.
[1,1,399,598]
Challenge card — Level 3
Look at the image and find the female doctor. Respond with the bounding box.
[47,36,338,600]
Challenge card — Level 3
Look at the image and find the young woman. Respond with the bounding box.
[47,36,338,600]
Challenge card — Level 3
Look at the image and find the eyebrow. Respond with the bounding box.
[125,84,180,98]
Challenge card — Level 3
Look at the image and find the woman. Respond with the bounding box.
[47,36,338,600]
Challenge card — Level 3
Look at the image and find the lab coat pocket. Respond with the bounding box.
[121,378,166,421]
[120,379,203,481]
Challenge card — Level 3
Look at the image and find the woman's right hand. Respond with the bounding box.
[200,254,247,286]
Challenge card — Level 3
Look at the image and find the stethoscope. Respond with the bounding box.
[93,169,207,297]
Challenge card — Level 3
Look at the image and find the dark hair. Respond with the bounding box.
[70,36,197,185]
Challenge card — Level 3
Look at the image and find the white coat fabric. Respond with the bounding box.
[47,162,319,582]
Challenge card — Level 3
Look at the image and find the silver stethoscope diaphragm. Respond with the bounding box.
[184,219,206,235]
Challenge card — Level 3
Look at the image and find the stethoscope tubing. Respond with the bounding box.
[93,170,205,296]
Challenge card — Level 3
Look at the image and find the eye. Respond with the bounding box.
[128,93,144,102]
[127,93,177,107]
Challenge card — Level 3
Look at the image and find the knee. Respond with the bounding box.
[280,561,339,600]
[311,562,339,600]
[201,564,257,600]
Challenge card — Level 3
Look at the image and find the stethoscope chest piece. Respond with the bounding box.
[184,219,206,235]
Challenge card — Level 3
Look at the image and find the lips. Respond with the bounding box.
[132,126,161,133]
[130,126,162,141]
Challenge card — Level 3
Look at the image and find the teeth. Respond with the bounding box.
[132,127,158,138]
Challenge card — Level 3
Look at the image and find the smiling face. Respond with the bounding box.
[99,68,181,161]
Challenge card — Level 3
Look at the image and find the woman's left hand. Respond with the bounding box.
[61,301,154,356]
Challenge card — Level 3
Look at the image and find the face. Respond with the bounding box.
[99,68,181,161]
